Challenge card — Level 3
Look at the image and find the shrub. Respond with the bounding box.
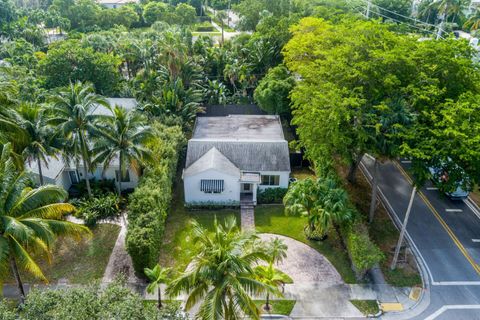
[345,222,384,278]
[126,123,185,273]
[20,279,186,320]
[0,300,16,320]
[257,187,288,204]
[71,178,116,198]
[185,200,240,209]
[73,193,120,227]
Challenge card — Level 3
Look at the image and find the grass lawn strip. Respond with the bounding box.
[6,224,121,284]
[350,299,379,316]
[254,300,296,315]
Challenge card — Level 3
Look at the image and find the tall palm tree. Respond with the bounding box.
[92,106,152,197]
[48,82,108,198]
[0,143,90,303]
[464,7,480,31]
[166,217,270,320]
[12,103,59,186]
[144,264,172,309]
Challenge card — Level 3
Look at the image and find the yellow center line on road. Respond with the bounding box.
[393,161,480,275]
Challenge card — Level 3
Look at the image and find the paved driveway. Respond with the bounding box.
[258,234,364,319]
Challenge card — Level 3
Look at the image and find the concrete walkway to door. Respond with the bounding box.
[240,201,255,230]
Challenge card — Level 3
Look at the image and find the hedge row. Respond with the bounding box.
[344,221,384,278]
[126,123,186,274]
[257,187,288,204]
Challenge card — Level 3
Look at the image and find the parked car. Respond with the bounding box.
[428,166,470,200]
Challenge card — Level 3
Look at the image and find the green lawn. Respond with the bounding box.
[161,177,356,283]
[159,182,240,271]
[350,300,379,316]
[254,300,296,315]
[6,223,120,285]
[254,205,357,284]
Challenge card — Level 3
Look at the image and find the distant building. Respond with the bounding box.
[183,115,291,206]
[97,0,138,9]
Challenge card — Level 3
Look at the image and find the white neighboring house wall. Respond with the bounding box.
[76,164,140,191]
[184,168,241,205]
[257,171,290,191]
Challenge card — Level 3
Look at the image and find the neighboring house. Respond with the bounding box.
[27,98,140,192]
[97,0,138,9]
[183,115,291,206]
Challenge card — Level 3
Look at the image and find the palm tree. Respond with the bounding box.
[216,10,228,45]
[264,237,287,265]
[48,82,108,198]
[144,264,171,309]
[284,178,352,240]
[12,103,59,185]
[254,264,290,312]
[464,7,480,31]
[166,217,270,320]
[92,106,152,197]
[0,143,90,303]
[255,237,289,311]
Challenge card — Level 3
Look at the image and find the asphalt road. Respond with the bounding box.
[361,156,480,320]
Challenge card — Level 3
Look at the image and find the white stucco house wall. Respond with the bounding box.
[183,115,291,206]
[97,0,138,9]
[27,98,140,192]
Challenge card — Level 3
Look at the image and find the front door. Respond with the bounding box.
[242,183,252,193]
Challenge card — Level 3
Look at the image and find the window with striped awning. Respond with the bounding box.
[200,179,225,193]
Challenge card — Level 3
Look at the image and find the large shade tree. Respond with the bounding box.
[166,217,271,320]
[48,81,109,197]
[0,143,89,302]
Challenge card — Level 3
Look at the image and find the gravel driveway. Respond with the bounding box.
[258,233,344,286]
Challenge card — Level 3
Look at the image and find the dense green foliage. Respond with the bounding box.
[254,65,295,116]
[284,177,352,239]
[73,193,120,227]
[39,40,121,95]
[345,222,384,277]
[257,187,288,204]
[0,279,186,319]
[126,123,185,273]
[284,17,480,189]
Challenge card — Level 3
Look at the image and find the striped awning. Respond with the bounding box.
[200,179,224,193]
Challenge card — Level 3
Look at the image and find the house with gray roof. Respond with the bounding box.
[27,98,140,192]
[183,115,291,205]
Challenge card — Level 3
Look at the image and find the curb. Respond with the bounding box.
[359,158,431,319]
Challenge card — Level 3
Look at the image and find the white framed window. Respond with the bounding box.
[261,175,280,186]
[200,179,224,193]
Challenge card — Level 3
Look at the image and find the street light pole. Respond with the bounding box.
[391,186,417,270]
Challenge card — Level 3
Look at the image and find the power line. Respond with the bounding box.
[347,1,443,38]
[359,0,437,28]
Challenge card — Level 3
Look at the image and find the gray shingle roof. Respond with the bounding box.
[186,115,291,172]
[186,140,290,172]
[184,147,240,177]
[193,115,285,141]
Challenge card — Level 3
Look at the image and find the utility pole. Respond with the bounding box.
[366,0,371,18]
[436,12,446,40]
[391,186,417,270]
